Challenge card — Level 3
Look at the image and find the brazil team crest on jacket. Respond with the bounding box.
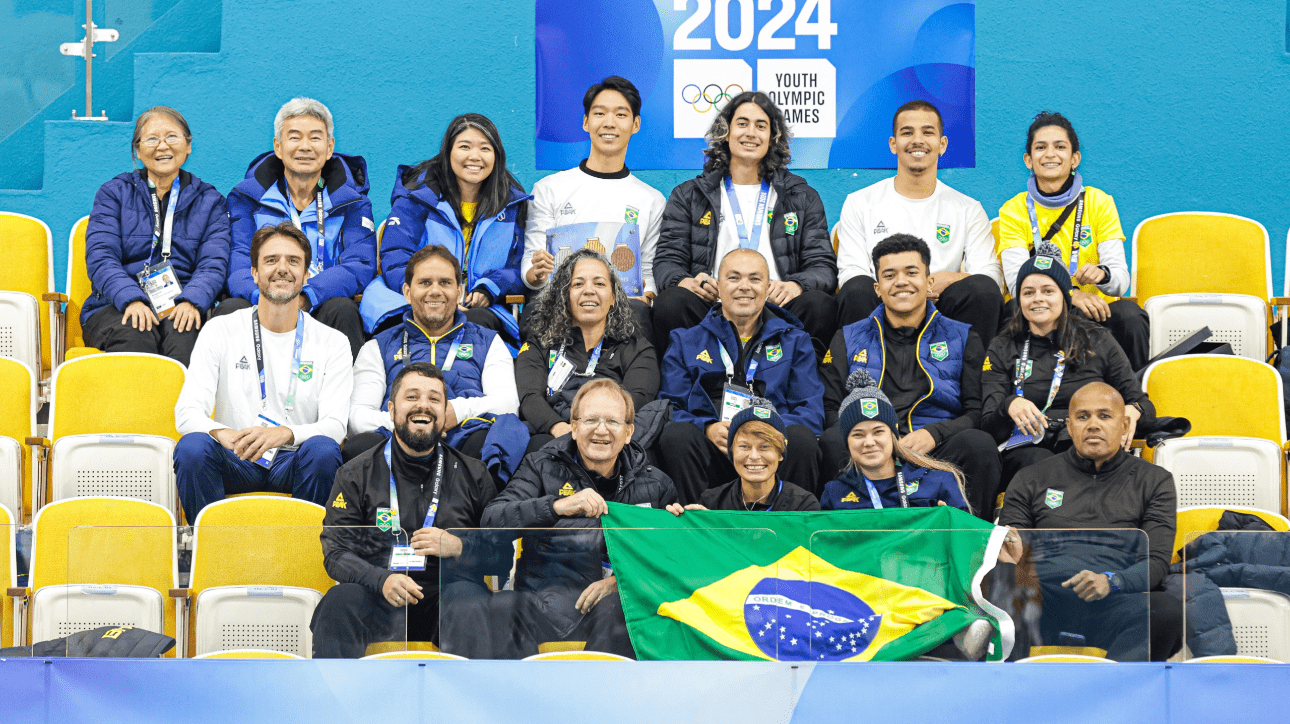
[904,480,920,494]
[624,206,639,224]
[456,344,473,360]
[376,508,394,532]
[766,344,783,362]
[929,342,948,361]
[297,362,314,381]
[1045,489,1064,509]
[935,224,950,244]
[783,212,799,235]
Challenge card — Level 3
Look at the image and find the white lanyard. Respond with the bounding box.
[718,342,762,387]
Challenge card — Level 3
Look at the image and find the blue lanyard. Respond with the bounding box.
[148,178,181,258]
[718,342,762,388]
[765,480,783,511]
[1025,191,1086,275]
[402,326,465,371]
[251,309,306,412]
[286,180,326,274]
[546,337,605,396]
[862,471,907,509]
[1015,338,1067,413]
[724,176,770,251]
[384,440,444,533]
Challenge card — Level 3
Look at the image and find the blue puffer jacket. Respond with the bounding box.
[83,169,230,324]
[842,302,969,432]
[659,305,824,434]
[821,464,967,511]
[359,165,530,335]
[226,152,376,307]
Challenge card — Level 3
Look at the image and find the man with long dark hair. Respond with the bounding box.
[362,113,529,347]
[521,77,664,342]
[653,91,837,356]
[835,100,1004,346]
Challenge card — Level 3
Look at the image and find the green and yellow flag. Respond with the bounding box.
[602,504,1013,662]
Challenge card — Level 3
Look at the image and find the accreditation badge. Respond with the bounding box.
[137,261,183,315]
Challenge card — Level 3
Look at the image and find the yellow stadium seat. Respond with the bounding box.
[62,216,99,364]
[1028,645,1109,659]
[0,503,15,648]
[1132,213,1272,303]
[362,650,466,660]
[1172,506,1290,564]
[364,640,441,656]
[1016,654,1112,663]
[831,222,839,255]
[193,649,303,659]
[523,650,633,661]
[1142,355,1285,443]
[0,212,62,383]
[10,497,177,652]
[538,640,587,654]
[1188,655,1281,663]
[178,496,331,658]
[0,357,37,521]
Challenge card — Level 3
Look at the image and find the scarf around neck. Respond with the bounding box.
[1027,170,1084,209]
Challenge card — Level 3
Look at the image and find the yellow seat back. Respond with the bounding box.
[66,216,93,353]
[524,650,633,661]
[362,650,464,660]
[1132,213,1271,304]
[0,213,55,374]
[1173,506,1290,563]
[364,640,440,656]
[1018,654,1112,663]
[1143,356,1285,443]
[1189,655,1282,663]
[49,353,185,442]
[0,358,35,520]
[30,497,176,645]
[191,496,333,595]
[194,649,302,659]
[0,503,14,647]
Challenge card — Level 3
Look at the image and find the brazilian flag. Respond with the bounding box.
[603,504,1014,661]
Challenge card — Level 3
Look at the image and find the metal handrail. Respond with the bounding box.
[58,0,117,121]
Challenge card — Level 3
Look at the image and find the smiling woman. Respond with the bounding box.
[80,106,231,366]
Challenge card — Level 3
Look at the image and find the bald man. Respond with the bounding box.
[657,249,825,505]
[1000,383,1180,661]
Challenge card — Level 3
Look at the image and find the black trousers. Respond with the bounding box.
[82,305,201,366]
[819,425,1001,520]
[837,274,1005,347]
[1038,585,1182,661]
[213,295,367,360]
[651,286,838,358]
[311,580,513,659]
[657,421,821,504]
[513,584,635,659]
[1002,298,1151,371]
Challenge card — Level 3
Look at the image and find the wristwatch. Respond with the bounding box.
[1096,264,1111,284]
[1101,571,1121,592]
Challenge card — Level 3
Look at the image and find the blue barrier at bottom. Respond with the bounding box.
[0,659,1287,723]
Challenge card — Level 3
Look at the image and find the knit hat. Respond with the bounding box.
[1013,240,1072,299]
[838,369,899,437]
[728,397,787,458]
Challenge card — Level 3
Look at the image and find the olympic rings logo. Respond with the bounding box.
[680,83,744,113]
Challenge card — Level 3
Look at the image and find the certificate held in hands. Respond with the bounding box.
[546,222,642,296]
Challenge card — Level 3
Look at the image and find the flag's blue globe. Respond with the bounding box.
[744,578,883,661]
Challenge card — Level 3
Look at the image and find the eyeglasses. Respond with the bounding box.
[574,417,625,431]
[140,134,185,148]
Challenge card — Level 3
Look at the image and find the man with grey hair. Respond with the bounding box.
[224,96,376,357]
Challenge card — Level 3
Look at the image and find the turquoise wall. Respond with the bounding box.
[3,0,1289,292]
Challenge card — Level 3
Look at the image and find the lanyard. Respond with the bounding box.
[863,471,907,509]
[287,180,326,271]
[724,177,770,251]
[251,309,306,412]
[385,440,444,533]
[718,341,762,388]
[402,327,465,372]
[148,178,181,258]
[1026,191,1086,275]
[546,338,606,395]
[1015,338,1067,413]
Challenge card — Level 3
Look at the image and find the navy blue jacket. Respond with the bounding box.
[83,169,230,323]
[359,166,529,334]
[821,464,967,511]
[226,152,376,307]
[659,305,824,434]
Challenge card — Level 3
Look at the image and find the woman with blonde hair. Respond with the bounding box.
[821,370,969,511]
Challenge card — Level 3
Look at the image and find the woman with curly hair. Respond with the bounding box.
[981,242,1156,488]
[651,90,837,356]
[514,248,659,454]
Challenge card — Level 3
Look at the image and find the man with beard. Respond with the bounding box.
[312,362,506,658]
[174,222,352,519]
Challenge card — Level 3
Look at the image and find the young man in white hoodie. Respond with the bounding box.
[173,221,353,519]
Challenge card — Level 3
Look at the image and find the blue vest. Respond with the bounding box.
[841,303,968,432]
[374,312,497,410]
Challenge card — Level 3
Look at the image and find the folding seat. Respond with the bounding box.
[60,216,99,364]
[0,212,62,387]
[1220,588,1290,662]
[180,496,332,658]
[1016,654,1113,663]
[1132,212,1286,361]
[192,649,303,659]
[32,353,185,515]
[362,651,466,660]
[0,357,37,520]
[8,497,177,650]
[1154,438,1282,513]
[1172,506,1290,565]
[0,503,15,647]
[523,651,633,661]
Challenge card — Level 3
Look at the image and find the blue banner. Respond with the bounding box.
[536,0,976,170]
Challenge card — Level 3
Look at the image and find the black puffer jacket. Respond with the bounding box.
[654,167,836,292]
[481,437,677,589]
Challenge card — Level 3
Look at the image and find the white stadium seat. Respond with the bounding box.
[1221,588,1290,662]
[30,584,165,644]
[1143,293,1268,361]
[1153,437,1282,513]
[0,291,42,379]
[193,585,322,659]
[50,434,177,515]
